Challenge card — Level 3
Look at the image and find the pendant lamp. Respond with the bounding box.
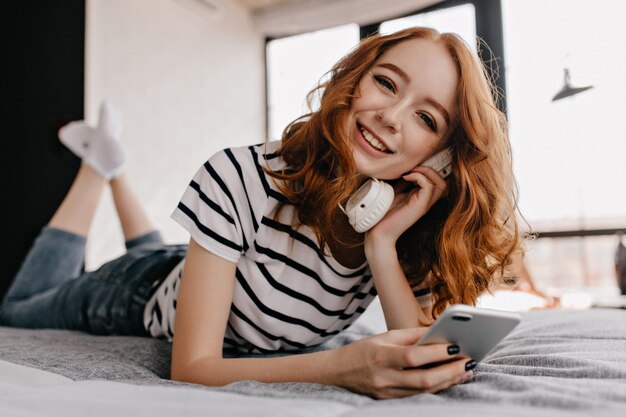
[552,68,594,102]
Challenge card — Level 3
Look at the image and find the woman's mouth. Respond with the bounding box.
[357,123,393,154]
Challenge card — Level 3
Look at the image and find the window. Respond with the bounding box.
[502,0,626,293]
[502,0,626,226]
[380,3,477,52]
[266,24,360,141]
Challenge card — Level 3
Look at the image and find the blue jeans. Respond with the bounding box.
[0,226,186,336]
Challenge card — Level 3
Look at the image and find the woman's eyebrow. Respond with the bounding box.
[375,62,411,84]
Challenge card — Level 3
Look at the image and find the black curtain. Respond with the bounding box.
[3,1,85,299]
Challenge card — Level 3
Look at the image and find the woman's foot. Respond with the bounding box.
[58,100,126,180]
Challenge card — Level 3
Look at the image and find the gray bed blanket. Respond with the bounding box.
[1,306,625,416]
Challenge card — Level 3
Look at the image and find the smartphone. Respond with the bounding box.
[343,148,453,233]
[416,304,521,363]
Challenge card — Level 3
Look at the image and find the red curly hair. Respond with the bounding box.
[266,27,522,318]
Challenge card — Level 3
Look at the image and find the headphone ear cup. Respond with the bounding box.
[344,179,394,233]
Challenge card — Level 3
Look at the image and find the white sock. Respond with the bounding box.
[58,122,97,159]
[58,100,126,180]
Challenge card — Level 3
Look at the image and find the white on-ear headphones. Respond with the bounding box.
[340,178,394,233]
[339,148,452,233]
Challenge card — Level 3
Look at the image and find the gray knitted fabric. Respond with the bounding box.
[1,308,625,416]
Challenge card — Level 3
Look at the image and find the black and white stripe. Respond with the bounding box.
[144,141,432,353]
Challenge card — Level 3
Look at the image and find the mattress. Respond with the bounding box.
[1,301,625,416]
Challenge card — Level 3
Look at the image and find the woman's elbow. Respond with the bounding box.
[170,355,202,383]
[170,357,224,386]
[170,361,192,383]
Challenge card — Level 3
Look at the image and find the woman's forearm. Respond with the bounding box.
[365,240,426,330]
[172,328,473,399]
[172,348,339,387]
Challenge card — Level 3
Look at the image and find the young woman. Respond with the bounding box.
[1,27,521,399]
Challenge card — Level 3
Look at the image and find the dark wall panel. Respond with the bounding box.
[3,1,85,298]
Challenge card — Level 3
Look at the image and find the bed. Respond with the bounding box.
[1,300,625,416]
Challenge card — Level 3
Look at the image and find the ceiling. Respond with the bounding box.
[237,0,302,12]
[241,0,442,37]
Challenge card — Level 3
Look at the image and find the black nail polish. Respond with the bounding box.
[447,344,460,355]
[465,360,477,371]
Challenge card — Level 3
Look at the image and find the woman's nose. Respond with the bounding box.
[375,103,404,133]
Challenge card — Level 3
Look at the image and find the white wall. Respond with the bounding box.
[84,0,265,269]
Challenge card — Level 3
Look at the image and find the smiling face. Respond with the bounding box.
[347,38,459,180]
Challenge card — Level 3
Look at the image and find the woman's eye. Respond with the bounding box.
[374,75,395,93]
[418,112,437,133]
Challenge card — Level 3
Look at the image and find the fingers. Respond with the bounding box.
[376,335,474,390]
[381,341,463,369]
[370,377,472,399]
[384,327,429,345]
[348,331,476,399]
[368,375,469,400]
[366,357,475,399]
[406,165,447,189]
[401,168,448,208]
[422,369,475,394]
[391,357,473,393]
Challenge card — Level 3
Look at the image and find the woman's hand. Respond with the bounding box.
[333,327,474,399]
[367,166,448,245]
[361,167,447,331]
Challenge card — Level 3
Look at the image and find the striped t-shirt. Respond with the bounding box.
[143,141,432,354]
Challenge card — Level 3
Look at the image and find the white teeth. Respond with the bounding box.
[360,126,389,152]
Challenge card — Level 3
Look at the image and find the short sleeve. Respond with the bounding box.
[412,282,434,308]
[171,150,246,263]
